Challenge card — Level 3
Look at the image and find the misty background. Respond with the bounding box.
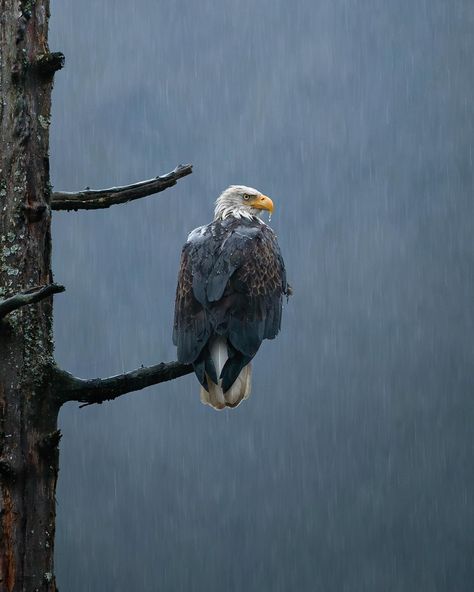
[49,1,473,590]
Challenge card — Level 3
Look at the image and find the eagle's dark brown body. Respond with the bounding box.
[173,216,288,408]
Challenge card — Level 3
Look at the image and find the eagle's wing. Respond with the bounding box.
[172,227,213,364]
[211,223,287,358]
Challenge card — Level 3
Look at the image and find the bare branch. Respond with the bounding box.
[53,361,193,406]
[51,164,193,211]
[33,52,65,77]
[0,284,65,319]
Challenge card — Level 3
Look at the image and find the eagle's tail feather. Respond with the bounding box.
[199,337,252,410]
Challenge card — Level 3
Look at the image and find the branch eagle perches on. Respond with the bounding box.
[51,164,192,211]
[53,362,193,407]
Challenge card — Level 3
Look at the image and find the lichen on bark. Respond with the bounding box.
[0,1,60,590]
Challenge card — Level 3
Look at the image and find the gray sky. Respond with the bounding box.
[50,1,473,590]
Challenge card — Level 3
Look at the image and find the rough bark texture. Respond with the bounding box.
[0,1,60,590]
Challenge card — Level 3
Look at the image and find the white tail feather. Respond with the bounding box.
[210,337,227,377]
[200,337,252,410]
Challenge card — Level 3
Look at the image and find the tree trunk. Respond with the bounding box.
[0,2,60,590]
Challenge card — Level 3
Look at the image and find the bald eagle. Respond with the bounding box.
[173,185,289,409]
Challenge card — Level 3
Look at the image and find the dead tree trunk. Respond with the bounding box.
[0,2,62,589]
[0,2,192,590]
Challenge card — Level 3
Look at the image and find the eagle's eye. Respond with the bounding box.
[243,194,251,201]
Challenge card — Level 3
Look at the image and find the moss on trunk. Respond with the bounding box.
[0,2,60,590]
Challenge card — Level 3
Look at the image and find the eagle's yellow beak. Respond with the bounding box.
[251,194,274,213]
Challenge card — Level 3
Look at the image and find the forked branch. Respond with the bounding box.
[53,362,193,406]
[51,164,193,211]
[0,284,65,319]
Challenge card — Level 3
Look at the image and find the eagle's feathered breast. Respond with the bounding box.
[173,216,287,408]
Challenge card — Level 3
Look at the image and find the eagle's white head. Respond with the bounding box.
[214,185,274,221]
